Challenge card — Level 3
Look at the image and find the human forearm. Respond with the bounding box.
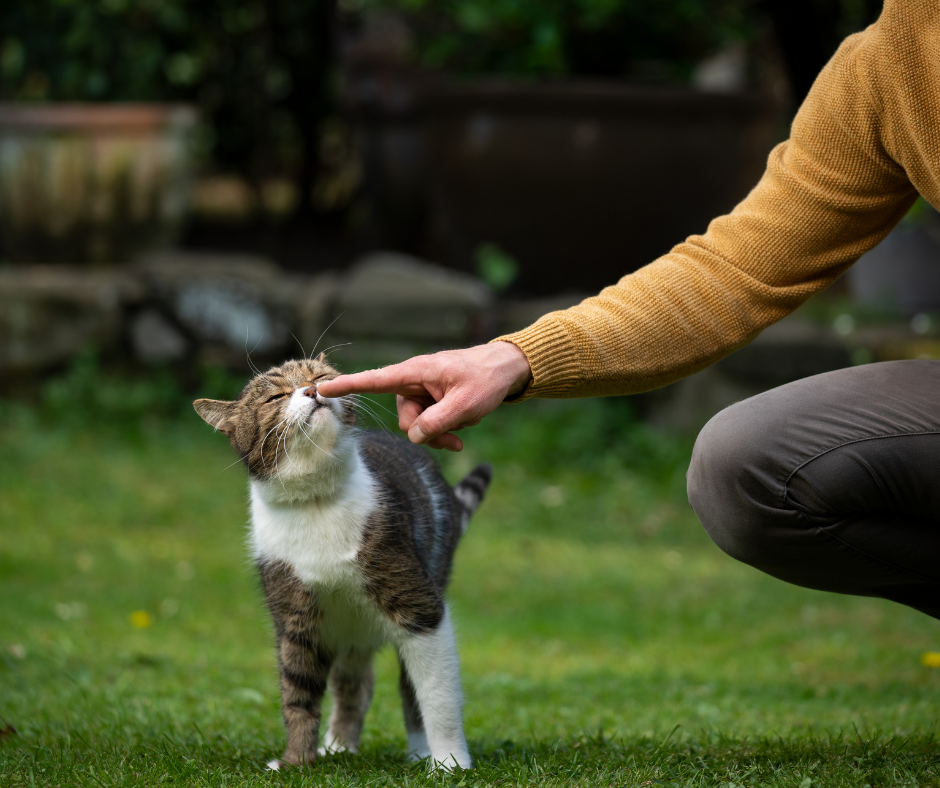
[498,28,916,400]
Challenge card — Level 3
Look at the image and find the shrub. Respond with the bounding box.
[364,0,754,81]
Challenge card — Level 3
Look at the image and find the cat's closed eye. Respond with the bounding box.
[265,392,289,404]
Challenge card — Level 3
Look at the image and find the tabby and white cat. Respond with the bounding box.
[193,356,490,770]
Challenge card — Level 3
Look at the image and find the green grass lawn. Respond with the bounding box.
[2,372,940,786]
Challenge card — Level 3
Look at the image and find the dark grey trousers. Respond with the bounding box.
[687,359,940,620]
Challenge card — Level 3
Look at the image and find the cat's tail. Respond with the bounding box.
[453,464,492,533]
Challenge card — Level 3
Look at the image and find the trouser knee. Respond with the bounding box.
[686,361,940,617]
[686,400,783,571]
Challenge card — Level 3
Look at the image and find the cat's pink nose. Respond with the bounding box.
[303,386,317,399]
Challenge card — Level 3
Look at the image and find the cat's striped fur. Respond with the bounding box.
[193,357,490,770]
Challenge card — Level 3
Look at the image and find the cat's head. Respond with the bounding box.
[193,355,356,482]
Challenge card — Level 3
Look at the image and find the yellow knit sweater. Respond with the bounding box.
[497,0,938,399]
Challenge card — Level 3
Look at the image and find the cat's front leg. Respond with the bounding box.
[259,560,332,769]
[271,631,333,768]
[395,605,471,770]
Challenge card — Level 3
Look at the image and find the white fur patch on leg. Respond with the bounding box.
[406,730,431,762]
[319,731,352,755]
[396,607,472,770]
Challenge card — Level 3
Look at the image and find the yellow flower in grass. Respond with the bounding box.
[921,651,940,668]
[130,611,153,629]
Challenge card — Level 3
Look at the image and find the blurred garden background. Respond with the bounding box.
[4,0,940,785]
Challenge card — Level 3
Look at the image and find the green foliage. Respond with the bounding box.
[0,0,338,215]
[461,396,689,479]
[41,350,185,427]
[0,348,245,433]
[900,196,940,231]
[368,0,754,80]
[475,242,519,292]
[2,1,188,102]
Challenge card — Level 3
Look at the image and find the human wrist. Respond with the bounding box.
[491,341,532,397]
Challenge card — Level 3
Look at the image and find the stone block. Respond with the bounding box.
[132,251,304,363]
[128,308,190,364]
[330,252,494,342]
[0,265,141,375]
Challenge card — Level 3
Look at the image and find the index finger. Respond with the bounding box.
[317,365,421,398]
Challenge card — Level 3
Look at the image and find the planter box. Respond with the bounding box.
[0,103,196,266]
[423,82,779,294]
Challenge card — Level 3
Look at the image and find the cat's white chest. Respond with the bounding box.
[249,453,377,590]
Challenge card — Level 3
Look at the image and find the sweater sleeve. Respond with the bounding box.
[495,21,918,400]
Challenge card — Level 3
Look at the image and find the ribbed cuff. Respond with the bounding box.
[492,315,581,400]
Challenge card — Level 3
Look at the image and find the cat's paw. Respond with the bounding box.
[318,734,353,756]
[428,753,473,772]
[268,750,317,769]
[406,731,431,762]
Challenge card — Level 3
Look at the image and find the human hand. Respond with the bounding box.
[316,342,532,451]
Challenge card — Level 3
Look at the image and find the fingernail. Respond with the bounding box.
[408,424,429,444]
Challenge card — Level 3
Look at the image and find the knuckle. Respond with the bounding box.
[419,413,445,435]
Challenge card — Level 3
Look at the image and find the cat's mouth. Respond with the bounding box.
[303,398,333,424]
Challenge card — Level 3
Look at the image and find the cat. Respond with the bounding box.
[193,355,491,771]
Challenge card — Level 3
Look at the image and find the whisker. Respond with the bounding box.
[245,326,264,377]
[218,455,247,474]
[314,341,354,358]
[336,394,394,423]
[276,420,295,468]
[346,401,393,432]
[309,312,346,361]
[267,418,291,476]
[359,395,398,418]
[341,394,397,420]
[273,422,293,489]
[260,417,289,469]
[298,420,337,460]
[290,332,308,361]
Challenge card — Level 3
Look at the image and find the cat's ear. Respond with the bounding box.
[193,399,237,435]
[314,351,328,364]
